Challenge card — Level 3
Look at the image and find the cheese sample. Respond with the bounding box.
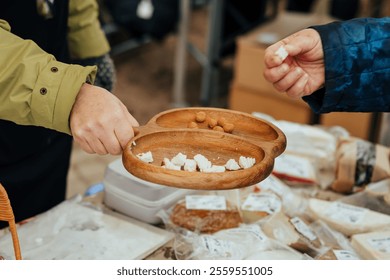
[275,45,288,61]
[193,154,212,171]
[308,198,390,236]
[183,159,197,172]
[351,230,390,260]
[171,152,187,167]
[239,156,256,169]
[225,159,240,171]
[136,151,153,163]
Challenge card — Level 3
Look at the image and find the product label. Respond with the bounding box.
[326,202,367,224]
[225,225,268,242]
[258,175,286,196]
[290,217,317,241]
[333,250,360,260]
[368,236,390,253]
[273,154,314,180]
[241,193,281,214]
[185,195,226,210]
[201,236,234,256]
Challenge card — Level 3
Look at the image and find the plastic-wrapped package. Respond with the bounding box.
[261,212,325,258]
[171,223,307,260]
[272,120,339,171]
[158,193,244,235]
[351,230,390,259]
[339,179,390,215]
[310,220,360,260]
[307,198,390,236]
[332,137,390,193]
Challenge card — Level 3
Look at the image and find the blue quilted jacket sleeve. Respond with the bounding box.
[303,17,390,113]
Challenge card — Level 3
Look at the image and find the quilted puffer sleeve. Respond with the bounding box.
[303,17,390,113]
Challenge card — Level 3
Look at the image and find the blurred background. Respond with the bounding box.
[66,0,390,198]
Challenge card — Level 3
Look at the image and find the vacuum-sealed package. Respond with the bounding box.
[332,137,390,193]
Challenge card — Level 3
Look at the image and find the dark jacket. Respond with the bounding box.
[303,17,390,113]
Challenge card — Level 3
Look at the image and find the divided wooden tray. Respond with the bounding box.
[122,107,286,190]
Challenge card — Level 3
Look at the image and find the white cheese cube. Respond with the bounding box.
[225,159,241,171]
[163,158,181,171]
[194,154,212,171]
[239,156,256,169]
[275,45,288,61]
[136,151,153,163]
[202,165,226,173]
[171,152,187,167]
[184,159,197,172]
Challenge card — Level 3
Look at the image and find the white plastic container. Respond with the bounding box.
[103,159,178,201]
[103,159,193,224]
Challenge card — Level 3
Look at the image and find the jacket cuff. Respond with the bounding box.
[31,61,97,134]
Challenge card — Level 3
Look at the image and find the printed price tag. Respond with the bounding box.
[369,237,390,253]
[185,195,226,210]
[273,154,315,180]
[226,225,268,242]
[326,202,367,224]
[201,236,234,255]
[258,175,287,196]
[241,193,281,214]
[333,250,360,260]
[290,217,317,241]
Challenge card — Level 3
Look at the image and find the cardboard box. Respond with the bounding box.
[229,84,313,124]
[321,112,375,140]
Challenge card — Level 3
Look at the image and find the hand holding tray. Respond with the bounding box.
[122,107,286,190]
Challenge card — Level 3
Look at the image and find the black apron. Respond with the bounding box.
[0,0,72,228]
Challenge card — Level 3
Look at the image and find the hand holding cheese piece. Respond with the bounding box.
[263,28,325,99]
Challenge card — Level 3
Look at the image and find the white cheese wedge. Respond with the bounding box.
[194,154,212,171]
[202,165,226,173]
[308,198,390,236]
[225,159,241,171]
[171,152,187,167]
[351,230,390,260]
[136,151,153,163]
[239,156,256,169]
[163,158,181,171]
[275,45,288,61]
[183,159,197,172]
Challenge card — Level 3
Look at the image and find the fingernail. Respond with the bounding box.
[281,64,289,72]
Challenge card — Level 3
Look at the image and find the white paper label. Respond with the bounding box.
[185,195,226,210]
[241,193,281,214]
[326,202,367,224]
[333,250,360,260]
[201,236,234,255]
[368,237,390,253]
[258,175,287,196]
[224,225,268,242]
[290,217,317,241]
[273,154,314,180]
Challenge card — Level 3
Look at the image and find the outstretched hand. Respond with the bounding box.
[263,28,325,98]
[70,83,139,155]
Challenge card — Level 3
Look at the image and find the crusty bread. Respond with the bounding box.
[170,201,242,233]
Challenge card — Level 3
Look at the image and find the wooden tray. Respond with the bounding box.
[122,107,286,190]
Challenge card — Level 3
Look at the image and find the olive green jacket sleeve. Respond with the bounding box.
[68,0,110,59]
[0,20,97,135]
